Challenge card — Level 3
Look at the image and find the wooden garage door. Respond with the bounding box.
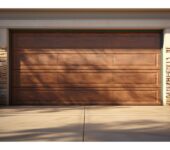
[11,30,162,105]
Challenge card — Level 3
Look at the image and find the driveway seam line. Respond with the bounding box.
[82,106,86,142]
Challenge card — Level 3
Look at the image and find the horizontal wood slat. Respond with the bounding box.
[12,88,160,105]
[13,71,160,88]
[13,49,160,70]
[12,31,162,49]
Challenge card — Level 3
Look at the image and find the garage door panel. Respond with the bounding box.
[111,89,160,105]
[12,89,113,105]
[113,71,159,84]
[13,71,159,88]
[14,53,58,68]
[113,53,159,68]
[58,72,112,84]
[58,71,159,87]
[58,53,113,66]
[12,88,160,105]
[14,51,160,70]
[12,32,161,49]
[13,72,113,86]
[13,72,58,86]
[15,48,160,54]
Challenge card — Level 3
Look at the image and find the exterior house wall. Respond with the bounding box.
[0,10,170,105]
[164,29,170,105]
[0,29,8,105]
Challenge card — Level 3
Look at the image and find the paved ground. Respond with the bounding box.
[0,106,170,141]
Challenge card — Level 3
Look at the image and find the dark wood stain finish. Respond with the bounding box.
[11,30,162,105]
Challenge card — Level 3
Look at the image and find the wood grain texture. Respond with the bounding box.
[12,31,162,49]
[13,71,159,88]
[11,30,161,105]
[12,88,160,105]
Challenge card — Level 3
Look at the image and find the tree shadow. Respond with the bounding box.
[0,119,170,141]
[0,106,85,116]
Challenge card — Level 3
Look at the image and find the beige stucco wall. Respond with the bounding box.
[0,11,170,105]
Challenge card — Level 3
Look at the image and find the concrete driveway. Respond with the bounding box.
[0,106,170,141]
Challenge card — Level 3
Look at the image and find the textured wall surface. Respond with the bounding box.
[0,48,7,105]
[166,48,170,105]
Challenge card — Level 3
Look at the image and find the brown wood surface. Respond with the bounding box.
[11,30,162,105]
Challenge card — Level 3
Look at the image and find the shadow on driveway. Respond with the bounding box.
[0,120,170,141]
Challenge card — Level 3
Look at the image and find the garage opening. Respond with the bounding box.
[10,30,162,105]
